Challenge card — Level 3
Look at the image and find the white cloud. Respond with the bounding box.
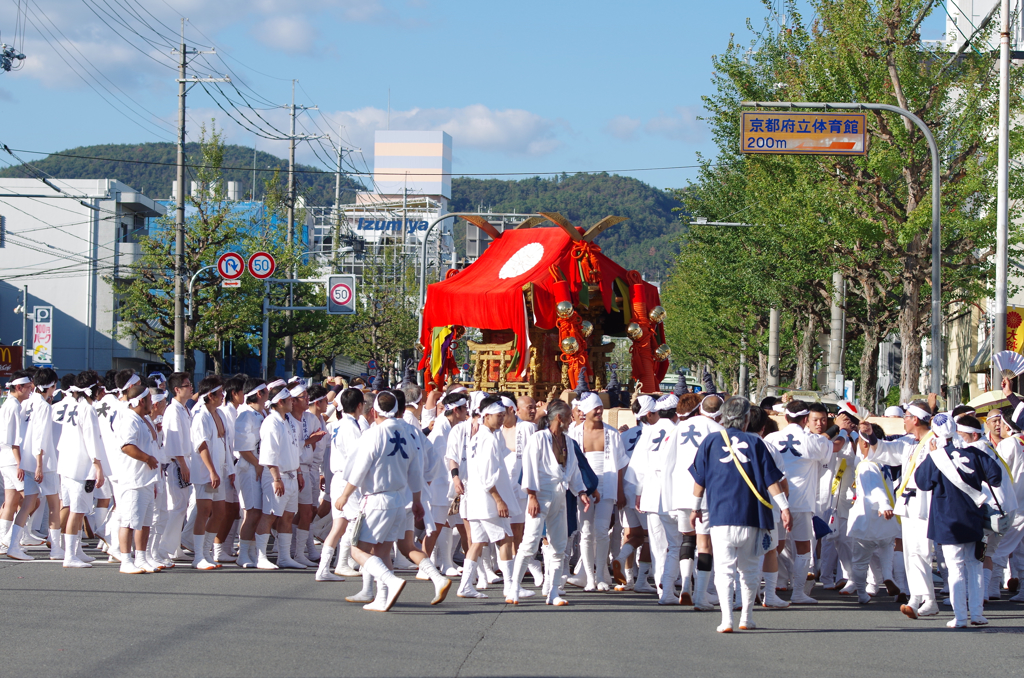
[604,115,641,141]
[252,16,319,54]
[327,104,565,157]
[603,106,707,144]
[645,106,706,143]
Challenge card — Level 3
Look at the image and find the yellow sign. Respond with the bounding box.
[1007,307,1024,352]
[741,112,867,155]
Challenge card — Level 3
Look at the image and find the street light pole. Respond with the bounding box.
[741,101,943,396]
[994,0,1011,383]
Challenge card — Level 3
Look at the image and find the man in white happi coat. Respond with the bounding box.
[666,393,725,606]
[320,388,365,582]
[334,391,426,612]
[974,413,1024,601]
[507,399,592,606]
[189,376,232,570]
[499,393,545,588]
[0,371,35,557]
[845,431,900,604]
[232,378,267,569]
[17,369,60,560]
[763,400,833,604]
[568,392,627,591]
[859,399,940,619]
[629,393,682,604]
[613,394,657,592]
[113,384,162,574]
[157,373,194,562]
[419,391,467,578]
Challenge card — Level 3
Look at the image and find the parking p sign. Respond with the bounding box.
[327,275,356,315]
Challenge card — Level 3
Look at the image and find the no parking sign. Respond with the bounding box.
[327,275,356,315]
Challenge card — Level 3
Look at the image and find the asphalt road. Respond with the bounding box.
[3,542,1024,678]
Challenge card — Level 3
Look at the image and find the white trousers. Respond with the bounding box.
[710,525,761,626]
[819,517,852,582]
[942,542,983,623]
[901,516,934,602]
[579,498,615,585]
[851,537,893,594]
[512,489,568,603]
[648,512,683,594]
[992,515,1024,566]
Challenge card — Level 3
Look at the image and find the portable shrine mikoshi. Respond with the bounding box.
[418,212,670,399]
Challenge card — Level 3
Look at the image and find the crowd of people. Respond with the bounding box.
[1,365,1021,632]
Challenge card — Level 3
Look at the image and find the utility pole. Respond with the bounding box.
[281,80,327,378]
[767,307,780,396]
[827,271,845,396]
[172,19,228,374]
[994,0,1011,385]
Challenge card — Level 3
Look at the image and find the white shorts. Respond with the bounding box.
[297,465,314,505]
[195,480,226,502]
[359,502,406,544]
[223,467,239,503]
[39,471,59,496]
[118,485,156,530]
[330,472,360,521]
[262,471,299,516]
[430,502,449,526]
[94,477,113,500]
[235,460,263,511]
[621,507,648,530]
[1,465,27,493]
[787,511,814,542]
[61,477,93,514]
[469,517,512,544]
[675,508,711,536]
[508,494,526,524]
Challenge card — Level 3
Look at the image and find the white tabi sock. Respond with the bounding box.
[192,533,207,565]
[500,558,514,597]
[893,550,909,594]
[460,559,479,594]
[0,518,13,546]
[277,533,293,563]
[763,571,779,595]
[616,542,634,565]
[358,569,374,598]
[680,558,695,593]
[419,557,444,583]
[984,568,995,598]
[295,529,310,558]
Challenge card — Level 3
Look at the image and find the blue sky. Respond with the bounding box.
[1,0,949,192]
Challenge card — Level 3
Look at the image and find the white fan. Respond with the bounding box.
[993,350,1024,378]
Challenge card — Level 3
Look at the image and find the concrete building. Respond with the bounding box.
[0,178,165,376]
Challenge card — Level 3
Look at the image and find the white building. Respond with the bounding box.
[0,178,166,375]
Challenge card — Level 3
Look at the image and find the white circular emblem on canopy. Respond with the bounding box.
[498,242,545,279]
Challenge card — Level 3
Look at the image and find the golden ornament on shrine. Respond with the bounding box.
[561,337,580,355]
[580,321,594,338]
[649,306,666,324]
[556,301,574,319]
[655,344,672,361]
[627,322,643,340]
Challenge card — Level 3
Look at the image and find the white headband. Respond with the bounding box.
[267,379,286,390]
[199,385,223,403]
[9,377,31,386]
[957,424,984,434]
[374,394,398,418]
[655,394,679,411]
[118,374,141,393]
[409,392,423,406]
[449,386,468,394]
[270,388,292,405]
[481,402,507,416]
[500,396,516,410]
[907,405,932,422]
[700,400,722,418]
[635,395,655,418]
[68,385,93,397]
[37,381,56,390]
[309,394,326,404]
[578,393,602,415]
[445,397,468,411]
[289,384,307,398]
[786,408,810,418]
[127,388,152,409]
[152,391,167,404]
[245,383,267,398]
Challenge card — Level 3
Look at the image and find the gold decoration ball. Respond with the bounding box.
[649,306,667,324]
[556,301,574,319]
[580,321,594,338]
[655,344,672,361]
[561,337,580,355]
[627,322,643,340]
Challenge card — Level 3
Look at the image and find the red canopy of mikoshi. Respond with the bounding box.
[419,225,664,380]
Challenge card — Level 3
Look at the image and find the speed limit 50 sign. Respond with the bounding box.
[327,275,356,315]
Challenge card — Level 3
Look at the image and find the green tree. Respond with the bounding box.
[675,0,1024,402]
